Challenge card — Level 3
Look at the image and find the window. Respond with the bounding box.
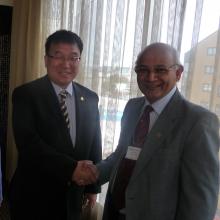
[204,65,214,74]
[202,83,212,92]
[207,47,216,56]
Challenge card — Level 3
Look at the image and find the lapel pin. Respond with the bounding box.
[80,96,84,101]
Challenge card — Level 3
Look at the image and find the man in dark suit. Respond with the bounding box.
[95,43,219,220]
[9,30,102,220]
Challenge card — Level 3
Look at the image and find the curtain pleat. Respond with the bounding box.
[6,0,43,181]
[182,0,203,99]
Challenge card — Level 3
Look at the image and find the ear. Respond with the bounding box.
[176,65,184,81]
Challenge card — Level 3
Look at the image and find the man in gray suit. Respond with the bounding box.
[94,43,219,220]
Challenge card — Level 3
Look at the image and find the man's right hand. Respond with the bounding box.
[72,160,99,186]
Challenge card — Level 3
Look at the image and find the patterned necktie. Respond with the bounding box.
[59,90,70,129]
[111,105,153,210]
[133,105,153,147]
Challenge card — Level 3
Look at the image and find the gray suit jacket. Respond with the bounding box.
[98,90,219,220]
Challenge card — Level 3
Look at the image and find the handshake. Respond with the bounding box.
[72,160,99,186]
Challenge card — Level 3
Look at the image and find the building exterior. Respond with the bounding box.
[181,31,220,116]
[181,30,220,215]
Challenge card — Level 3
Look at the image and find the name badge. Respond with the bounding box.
[125,146,141,160]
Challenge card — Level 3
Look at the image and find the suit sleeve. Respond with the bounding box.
[12,87,77,183]
[84,105,102,194]
[96,101,131,185]
[176,112,219,220]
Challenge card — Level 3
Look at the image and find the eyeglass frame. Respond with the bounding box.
[134,64,180,76]
[47,54,81,64]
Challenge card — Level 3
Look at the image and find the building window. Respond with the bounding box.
[200,101,209,109]
[207,47,216,56]
[204,65,214,74]
[202,83,212,92]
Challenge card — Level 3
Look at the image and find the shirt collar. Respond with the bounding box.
[51,81,73,96]
[145,86,177,115]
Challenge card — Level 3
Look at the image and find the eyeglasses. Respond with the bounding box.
[47,54,81,64]
[135,64,179,76]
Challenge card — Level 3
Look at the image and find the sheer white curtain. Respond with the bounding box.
[41,0,186,157]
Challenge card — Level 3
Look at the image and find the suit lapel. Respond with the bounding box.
[40,76,64,123]
[129,90,184,183]
[121,98,146,153]
[71,83,87,158]
[110,98,145,191]
[114,97,146,163]
[40,76,74,149]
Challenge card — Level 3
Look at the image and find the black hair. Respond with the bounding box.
[45,29,83,55]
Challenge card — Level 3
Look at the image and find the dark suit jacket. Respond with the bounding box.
[9,75,102,220]
[97,89,219,220]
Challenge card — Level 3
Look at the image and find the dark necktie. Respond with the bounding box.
[59,90,70,129]
[133,105,153,147]
[111,105,153,210]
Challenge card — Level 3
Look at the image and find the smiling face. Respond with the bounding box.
[44,42,81,88]
[135,44,183,103]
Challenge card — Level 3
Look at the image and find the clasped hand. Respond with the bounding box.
[72,160,99,186]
